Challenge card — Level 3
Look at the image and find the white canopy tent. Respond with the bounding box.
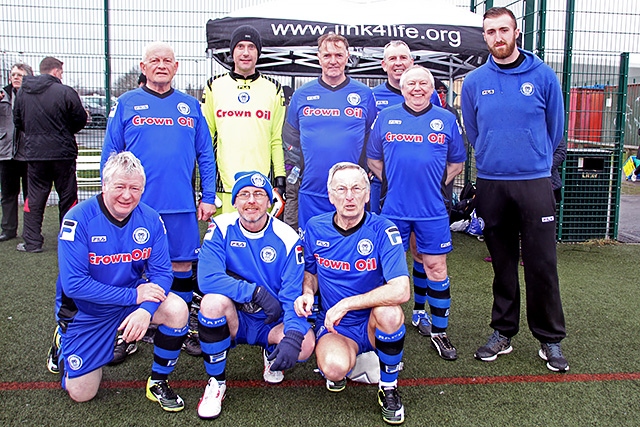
[206,0,488,81]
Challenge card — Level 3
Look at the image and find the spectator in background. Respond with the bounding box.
[0,63,33,242]
[13,56,87,253]
[137,73,147,87]
[281,85,302,231]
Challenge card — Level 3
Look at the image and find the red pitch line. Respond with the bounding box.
[3,372,640,391]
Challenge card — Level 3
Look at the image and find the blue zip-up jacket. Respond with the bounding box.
[461,49,564,180]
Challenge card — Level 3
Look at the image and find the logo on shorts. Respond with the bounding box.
[260,246,277,263]
[177,102,190,115]
[347,92,362,106]
[520,82,535,96]
[430,119,444,131]
[67,354,83,371]
[357,239,374,256]
[238,92,250,103]
[132,227,150,244]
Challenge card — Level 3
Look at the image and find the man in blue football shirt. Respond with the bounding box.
[56,152,189,412]
[295,162,410,425]
[368,65,466,361]
[283,33,377,236]
[195,170,315,420]
[101,41,217,359]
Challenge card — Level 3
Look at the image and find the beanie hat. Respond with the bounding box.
[231,171,273,204]
[230,25,262,56]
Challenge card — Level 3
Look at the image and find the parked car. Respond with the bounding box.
[81,95,109,129]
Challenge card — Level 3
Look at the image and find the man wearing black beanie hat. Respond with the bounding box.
[195,25,287,357]
[229,25,263,58]
[201,24,286,217]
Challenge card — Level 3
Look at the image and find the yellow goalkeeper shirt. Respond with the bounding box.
[202,71,286,192]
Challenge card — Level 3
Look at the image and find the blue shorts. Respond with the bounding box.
[389,216,453,255]
[161,212,200,262]
[60,305,137,379]
[314,314,375,355]
[297,192,334,236]
[233,311,274,348]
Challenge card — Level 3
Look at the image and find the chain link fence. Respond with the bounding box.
[2,0,639,240]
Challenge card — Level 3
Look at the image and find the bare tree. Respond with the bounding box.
[113,67,141,97]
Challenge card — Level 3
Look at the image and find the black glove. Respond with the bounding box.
[252,286,282,324]
[274,176,286,201]
[267,330,304,371]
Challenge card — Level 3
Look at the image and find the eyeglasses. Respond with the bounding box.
[437,88,448,94]
[236,191,268,201]
[331,185,366,196]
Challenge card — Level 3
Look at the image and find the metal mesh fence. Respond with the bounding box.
[2,1,639,240]
[469,0,640,241]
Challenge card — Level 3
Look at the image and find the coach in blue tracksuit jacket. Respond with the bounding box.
[461,7,568,372]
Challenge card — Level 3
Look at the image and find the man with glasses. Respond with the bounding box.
[195,170,314,420]
[295,162,410,425]
[56,151,189,412]
[0,63,33,242]
[368,66,466,361]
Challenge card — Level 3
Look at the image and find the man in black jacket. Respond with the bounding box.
[13,56,87,252]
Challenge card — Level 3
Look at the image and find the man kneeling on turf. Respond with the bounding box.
[56,152,189,412]
[196,171,315,420]
[294,162,411,425]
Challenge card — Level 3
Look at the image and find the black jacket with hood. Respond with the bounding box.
[13,73,87,161]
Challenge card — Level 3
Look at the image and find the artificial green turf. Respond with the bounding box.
[1,207,639,426]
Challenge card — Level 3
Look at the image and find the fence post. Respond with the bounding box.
[613,52,630,240]
[558,0,575,241]
[523,0,535,52]
[536,0,547,60]
[104,0,112,111]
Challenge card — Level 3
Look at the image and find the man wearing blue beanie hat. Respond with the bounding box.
[195,170,314,419]
[231,171,273,205]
